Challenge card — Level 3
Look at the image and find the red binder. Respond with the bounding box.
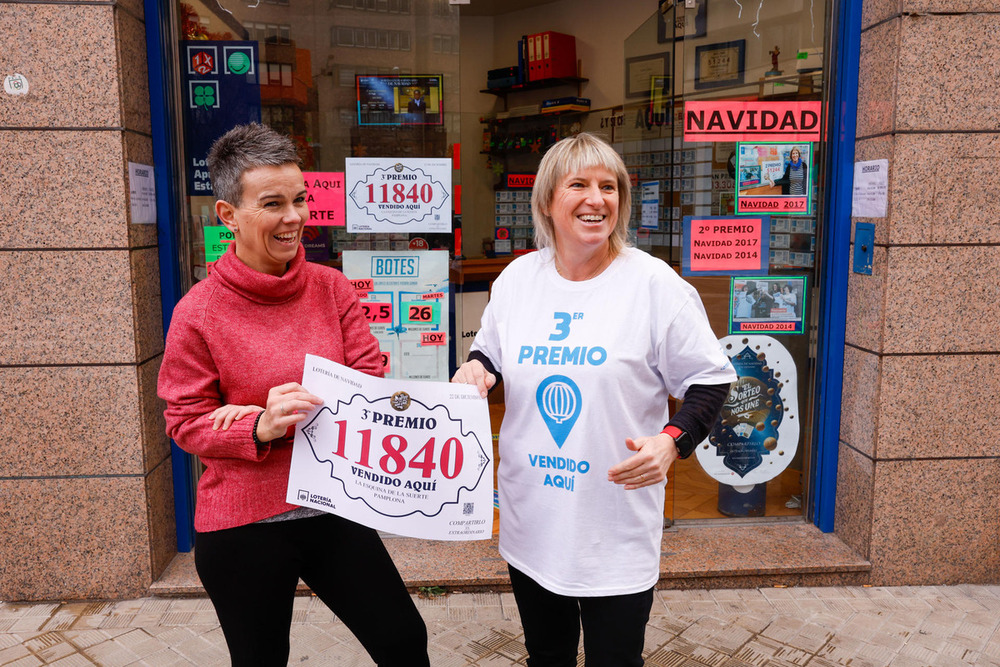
[539,31,577,80]
[528,33,543,81]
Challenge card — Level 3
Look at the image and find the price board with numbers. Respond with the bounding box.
[343,250,450,381]
[288,355,494,540]
[346,158,452,233]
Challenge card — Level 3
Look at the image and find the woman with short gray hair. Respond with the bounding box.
[159,123,429,667]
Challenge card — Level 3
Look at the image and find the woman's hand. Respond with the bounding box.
[607,433,679,490]
[451,360,496,398]
[256,382,324,443]
[208,404,264,431]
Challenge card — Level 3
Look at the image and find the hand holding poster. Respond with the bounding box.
[287,355,494,540]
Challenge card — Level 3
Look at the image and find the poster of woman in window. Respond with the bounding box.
[729,276,807,334]
[734,142,813,216]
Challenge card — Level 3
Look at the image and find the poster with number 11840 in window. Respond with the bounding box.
[287,354,495,540]
[346,158,452,233]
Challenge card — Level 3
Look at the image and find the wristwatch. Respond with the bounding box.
[662,425,695,459]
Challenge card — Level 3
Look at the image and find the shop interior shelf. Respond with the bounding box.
[479,76,588,96]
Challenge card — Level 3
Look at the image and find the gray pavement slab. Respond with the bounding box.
[1,585,998,665]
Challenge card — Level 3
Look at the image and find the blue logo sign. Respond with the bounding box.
[709,345,784,476]
[535,375,581,449]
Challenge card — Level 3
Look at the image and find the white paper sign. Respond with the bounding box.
[640,180,660,229]
[851,159,888,218]
[346,158,452,233]
[287,355,494,540]
[128,162,157,225]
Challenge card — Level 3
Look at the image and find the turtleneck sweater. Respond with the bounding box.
[158,244,383,532]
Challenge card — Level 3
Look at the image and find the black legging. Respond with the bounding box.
[508,565,653,667]
[195,512,429,666]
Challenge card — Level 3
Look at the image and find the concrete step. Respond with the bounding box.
[150,519,870,597]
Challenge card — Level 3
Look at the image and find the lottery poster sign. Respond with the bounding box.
[180,41,261,195]
[681,215,769,276]
[302,172,345,226]
[342,250,451,382]
[287,355,494,540]
[728,275,807,334]
[346,158,452,233]
[695,335,799,488]
[735,142,813,216]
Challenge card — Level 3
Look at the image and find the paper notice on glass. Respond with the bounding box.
[128,162,156,225]
[852,159,888,218]
[286,354,494,540]
[640,180,660,229]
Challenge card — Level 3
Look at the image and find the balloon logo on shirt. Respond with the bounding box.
[535,375,581,449]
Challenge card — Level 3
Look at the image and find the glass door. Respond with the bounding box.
[623,0,828,523]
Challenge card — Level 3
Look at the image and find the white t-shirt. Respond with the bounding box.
[471,247,736,596]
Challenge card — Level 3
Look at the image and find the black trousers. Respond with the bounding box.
[509,565,653,667]
[195,513,429,667]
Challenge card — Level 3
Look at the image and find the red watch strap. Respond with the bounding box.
[661,425,683,439]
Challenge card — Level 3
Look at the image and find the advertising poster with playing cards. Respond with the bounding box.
[287,354,494,540]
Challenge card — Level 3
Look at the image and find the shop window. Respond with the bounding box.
[619,1,828,524]
[173,0,459,514]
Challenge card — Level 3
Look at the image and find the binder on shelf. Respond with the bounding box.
[539,31,577,80]
[527,34,539,81]
[517,36,527,83]
[487,76,519,89]
[488,66,519,80]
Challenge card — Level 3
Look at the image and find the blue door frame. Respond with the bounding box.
[144,0,862,549]
[144,0,196,552]
[809,0,862,532]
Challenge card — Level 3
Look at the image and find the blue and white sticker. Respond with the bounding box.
[695,335,799,488]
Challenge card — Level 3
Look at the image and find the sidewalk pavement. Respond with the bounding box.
[1,584,998,666]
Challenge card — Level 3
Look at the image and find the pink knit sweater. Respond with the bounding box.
[158,245,383,532]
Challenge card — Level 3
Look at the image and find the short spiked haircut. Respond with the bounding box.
[206,123,301,206]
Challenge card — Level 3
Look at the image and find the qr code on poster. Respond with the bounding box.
[463,503,474,515]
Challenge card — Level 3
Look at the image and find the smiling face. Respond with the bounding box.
[546,166,619,260]
[790,148,801,163]
[216,163,308,276]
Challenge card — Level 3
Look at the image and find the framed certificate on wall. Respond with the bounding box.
[694,40,746,90]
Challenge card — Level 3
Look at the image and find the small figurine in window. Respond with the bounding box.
[768,46,782,75]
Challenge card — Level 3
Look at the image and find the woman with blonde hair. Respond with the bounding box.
[454,132,736,666]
